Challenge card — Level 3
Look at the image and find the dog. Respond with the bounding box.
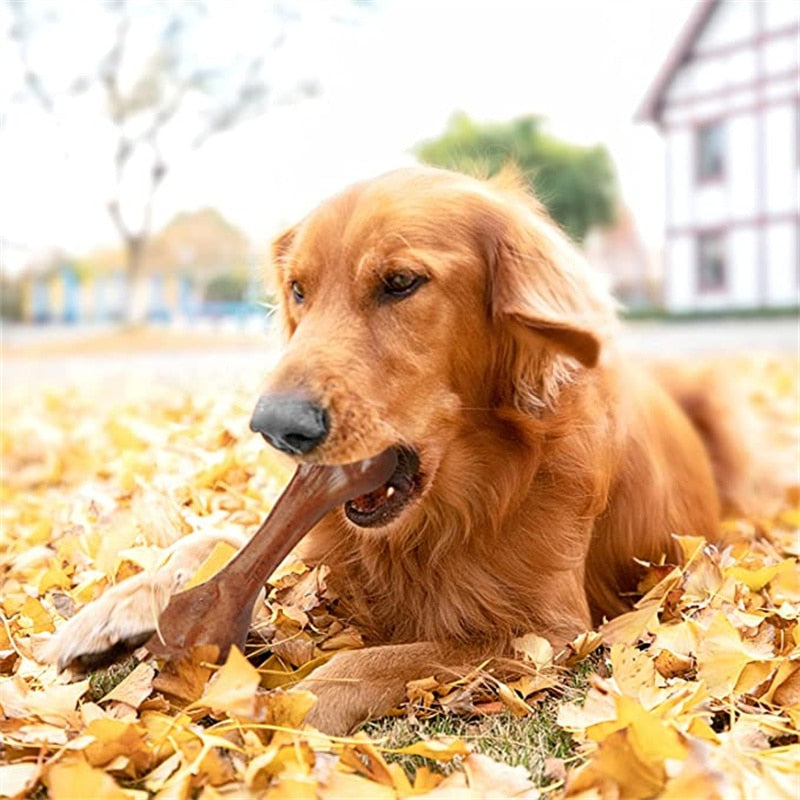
[43,166,751,734]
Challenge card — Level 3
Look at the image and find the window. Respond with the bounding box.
[697,232,727,292]
[696,121,725,181]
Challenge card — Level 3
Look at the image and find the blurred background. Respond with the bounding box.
[1,0,798,392]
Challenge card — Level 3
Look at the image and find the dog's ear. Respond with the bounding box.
[268,225,298,337]
[270,225,297,271]
[484,194,614,369]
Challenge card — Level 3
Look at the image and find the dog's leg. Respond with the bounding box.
[41,529,246,670]
[295,642,477,735]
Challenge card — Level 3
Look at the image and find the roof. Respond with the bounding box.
[635,0,719,123]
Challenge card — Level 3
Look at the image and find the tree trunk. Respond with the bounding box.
[123,236,149,325]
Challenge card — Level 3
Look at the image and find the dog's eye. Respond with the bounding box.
[381,271,426,300]
[290,281,305,304]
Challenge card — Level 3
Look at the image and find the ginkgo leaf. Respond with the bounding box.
[609,644,658,697]
[82,717,153,774]
[696,613,775,697]
[188,645,260,719]
[567,727,666,800]
[182,541,238,590]
[396,737,471,761]
[727,558,795,592]
[497,681,535,716]
[0,763,40,799]
[100,663,156,708]
[152,646,217,704]
[45,758,132,800]
[319,770,395,800]
[512,633,554,668]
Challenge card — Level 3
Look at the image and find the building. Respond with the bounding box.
[638,0,799,312]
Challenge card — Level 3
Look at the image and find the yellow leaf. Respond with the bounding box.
[189,645,259,719]
[588,695,687,764]
[461,752,539,799]
[37,564,73,593]
[386,762,413,794]
[686,716,720,743]
[507,672,559,698]
[46,758,130,800]
[778,508,800,529]
[340,738,395,786]
[19,597,55,634]
[101,663,156,709]
[413,765,444,793]
[319,770,395,800]
[245,732,314,788]
[254,688,317,729]
[563,630,603,665]
[182,541,238,590]
[675,535,707,563]
[769,662,800,706]
[83,717,152,774]
[0,763,40,798]
[152,770,192,800]
[106,418,148,451]
[0,676,89,727]
[557,677,618,732]
[654,650,694,680]
[610,643,657,697]
[263,776,318,799]
[407,676,439,707]
[152,646,217,704]
[696,613,774,697]
[601,567,680,646]
[497,681,534,716]
[727,558,795,592]
[396,736,471,762]
[567,728,665,799]
[735,660,777,697]
[512,632,554,668]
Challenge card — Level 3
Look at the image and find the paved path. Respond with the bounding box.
[619,316,797,355]
[2,318,796,404]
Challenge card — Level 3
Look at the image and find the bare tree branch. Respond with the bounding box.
[7,0,363,322]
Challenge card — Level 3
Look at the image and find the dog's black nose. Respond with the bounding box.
[249,393,329,455]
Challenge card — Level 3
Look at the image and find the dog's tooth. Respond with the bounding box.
[386,486,395,498]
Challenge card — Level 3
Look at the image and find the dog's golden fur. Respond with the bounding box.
[44,166,755,735]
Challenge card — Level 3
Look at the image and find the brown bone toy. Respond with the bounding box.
[146,449,398,660]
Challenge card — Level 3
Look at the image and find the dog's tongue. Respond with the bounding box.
[146,449,398,659]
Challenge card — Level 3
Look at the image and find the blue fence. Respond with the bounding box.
[24,266,263,324]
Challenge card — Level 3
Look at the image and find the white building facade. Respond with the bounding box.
[639,0,799,312]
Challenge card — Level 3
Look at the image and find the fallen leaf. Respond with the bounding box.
[101,662,156,708]
[45,758,131,800]
[189,645,259,719]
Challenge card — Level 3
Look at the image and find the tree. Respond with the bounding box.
[416,113,620,244]
[7,0,357,321]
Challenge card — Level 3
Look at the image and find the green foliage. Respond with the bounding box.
[87,656,140,702]
[204,273,248,302]
[416,113,620,243]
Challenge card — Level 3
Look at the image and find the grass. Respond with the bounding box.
[364,653,603,787]
[622,304,799,322]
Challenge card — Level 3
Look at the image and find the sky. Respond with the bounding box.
[0,0,697,273]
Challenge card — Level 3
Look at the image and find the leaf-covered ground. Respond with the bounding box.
[1,353,798,799]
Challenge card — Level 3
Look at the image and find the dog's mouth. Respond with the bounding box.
[344,446,422,528]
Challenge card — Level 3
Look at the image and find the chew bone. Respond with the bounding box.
[146,449,398,659]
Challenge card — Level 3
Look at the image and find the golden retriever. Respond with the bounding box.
[44,166,750,735]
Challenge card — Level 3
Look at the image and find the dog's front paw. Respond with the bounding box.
[40,570,174,670]
[295,649,407,736]
[41,531,241,671]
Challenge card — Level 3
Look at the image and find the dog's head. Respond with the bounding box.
[250,166,616,530]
